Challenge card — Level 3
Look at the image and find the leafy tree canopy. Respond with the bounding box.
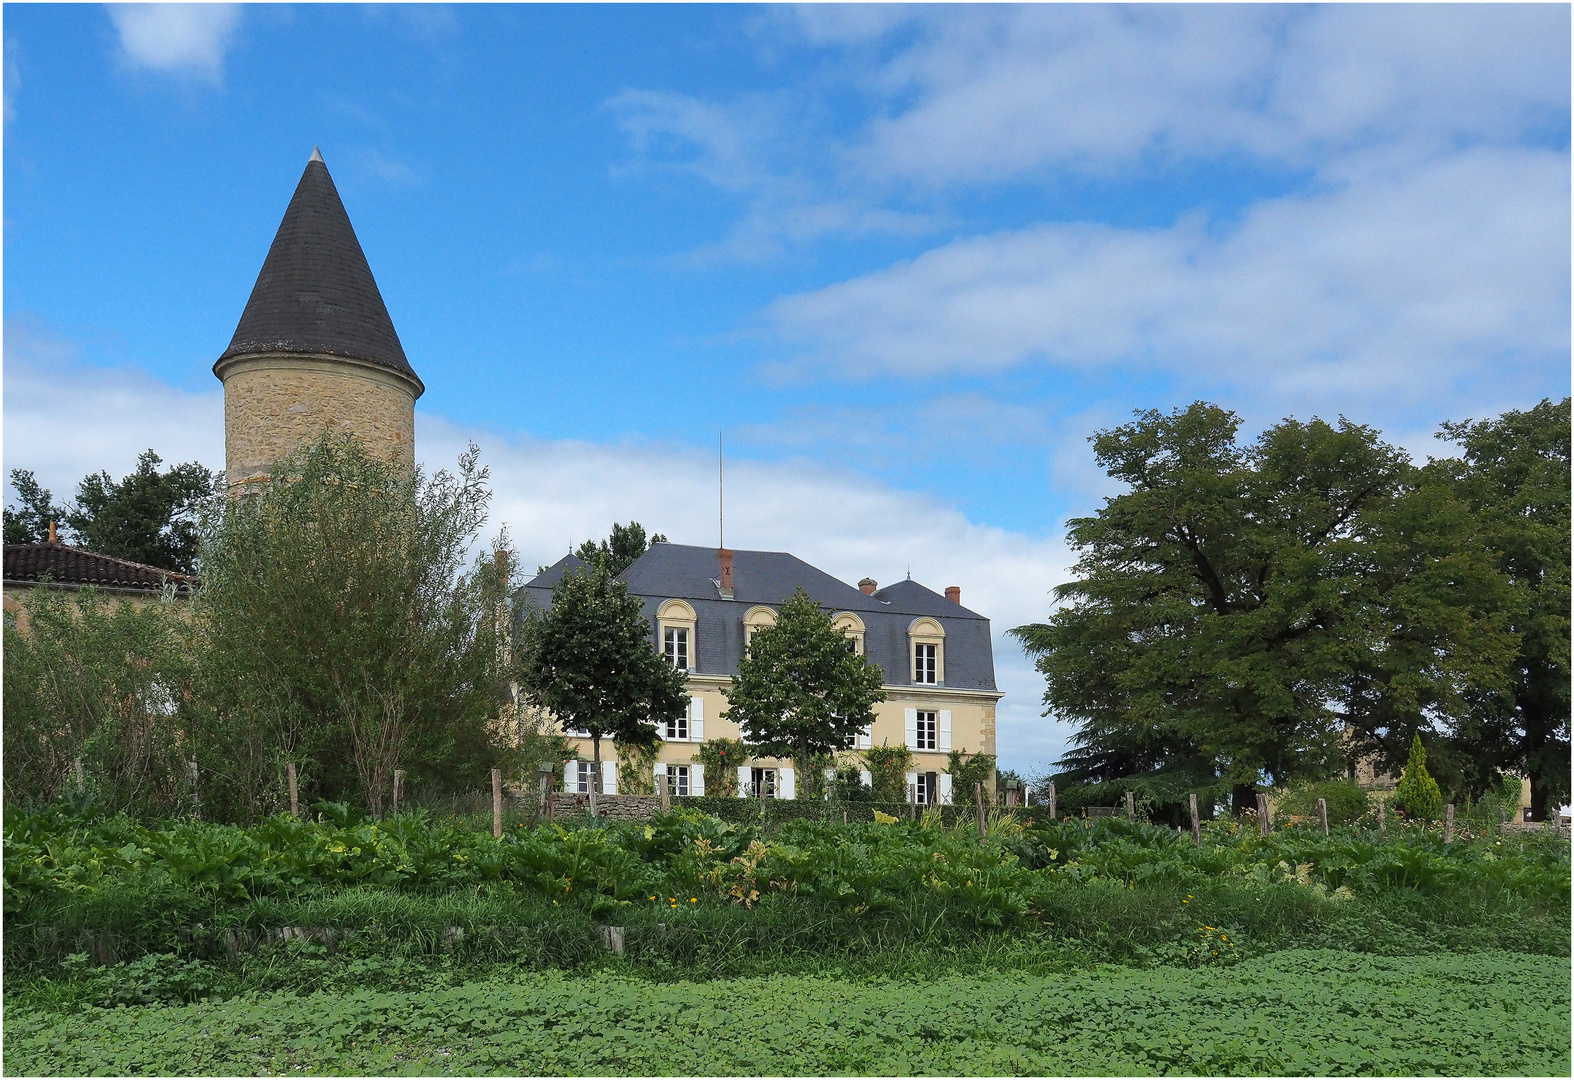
[727,588,886,775]
[3,470,70,546]
[67,451,218,574]
[575,522,667,577]
[519,563,689,792]
[1012,402,1516,816]
[1429,398,1570,819]
[193,434,516,819]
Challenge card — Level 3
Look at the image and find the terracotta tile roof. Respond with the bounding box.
[215,149,422,394]
[3,542,196,593]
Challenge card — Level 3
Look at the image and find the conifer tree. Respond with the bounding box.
[1394,732,1443,822]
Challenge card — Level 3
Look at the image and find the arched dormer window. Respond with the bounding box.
[658,599,697,671]
[743,606,777,652]
[908,616,945,685]
[831,611,866,655]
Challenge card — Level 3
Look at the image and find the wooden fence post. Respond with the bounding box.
[1189,793,1201,846]
[73,758,85,790]
[589,770,600,819]
[286,762,299,817]
[1443,803,1454,844]
[1124,791,1136,821]
[1255,793,1270,836]
[492,769,503,839]
[1318,797,1329,837]
[657,771,670,813]
[189,759,201,810]
[393,770,404,814]
[1047,781,1057,821]
[974,782,986,839]
[545,773,555,822]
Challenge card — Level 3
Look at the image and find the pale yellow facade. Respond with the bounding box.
[555,672,1000,800]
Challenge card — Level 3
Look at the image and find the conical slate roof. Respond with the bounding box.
[215,149,421,392]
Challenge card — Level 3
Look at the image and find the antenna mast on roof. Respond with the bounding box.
[719,432,724,551]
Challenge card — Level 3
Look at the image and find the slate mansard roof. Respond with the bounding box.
[522,543,998,693]
[216,150,422,394]
[4,542,196,593]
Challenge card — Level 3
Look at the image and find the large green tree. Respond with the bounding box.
[66,451,218,574]
[1431,398,1570,819]
[519,564,689,793]
[192,434,516,819]
[1012,403,1514,816]
[726,588,886,795]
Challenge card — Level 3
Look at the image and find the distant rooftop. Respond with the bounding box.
[4,542,196,593]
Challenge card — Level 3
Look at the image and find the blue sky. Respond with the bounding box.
[5,4,1570,774]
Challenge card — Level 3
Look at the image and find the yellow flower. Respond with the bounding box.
[689,898,697,903]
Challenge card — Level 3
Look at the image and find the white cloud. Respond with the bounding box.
[1,330,1074,773]
[824,5,1568,186]
[105,4,242,82]
[2,320,224,494]
[608,88,941,262]
[766,146,1569,421]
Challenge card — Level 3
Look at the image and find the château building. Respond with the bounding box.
[524,544,1002,802]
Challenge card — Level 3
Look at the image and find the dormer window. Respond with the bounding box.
[743,606,778,651]
[657,599,697,672]
[831,612,866,656]
[908,617,945,685]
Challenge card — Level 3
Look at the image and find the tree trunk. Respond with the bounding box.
[591,734,603,795]
[1231,783,1257,818]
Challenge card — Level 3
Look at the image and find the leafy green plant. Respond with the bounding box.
[862,744,913,803]
[695,739,747,796]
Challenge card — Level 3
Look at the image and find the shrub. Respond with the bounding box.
[1394,733,1443,821]
[1277,779,1370,825]
[695,739,747,796]
[862,744,913,803]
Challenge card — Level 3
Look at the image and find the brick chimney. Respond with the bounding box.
[47,521,57,544]
[945,585,961,604]
[859,577,877,595]
[718,548,735,599]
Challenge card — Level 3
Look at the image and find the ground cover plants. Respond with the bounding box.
[6,951,1568,1076]
[6,804,1569,1075]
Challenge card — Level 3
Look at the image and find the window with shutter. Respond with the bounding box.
[690,696,704,742]
[692,762,705,796]
[938,710,952,752]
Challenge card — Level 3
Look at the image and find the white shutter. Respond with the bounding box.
[739,765,752,796]
[904,708,918,749]
[939,773,954,805]
[939,710,952,752]
[859,769,872,789]
[825,767,837,800]
[857,725,872,750]
[602,760,618,795]
[692,762,705,796]
[690,697,704,742]
[564,761,574,791]
[905,771,919,802]
[779,767,796,800]
[654,761,665,791]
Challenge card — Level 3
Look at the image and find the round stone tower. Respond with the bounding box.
[215,148,423,488]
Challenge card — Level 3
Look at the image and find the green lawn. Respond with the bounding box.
[6,950,1568,1077]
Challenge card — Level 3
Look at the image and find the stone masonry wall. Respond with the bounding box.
[220,354,416,486]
